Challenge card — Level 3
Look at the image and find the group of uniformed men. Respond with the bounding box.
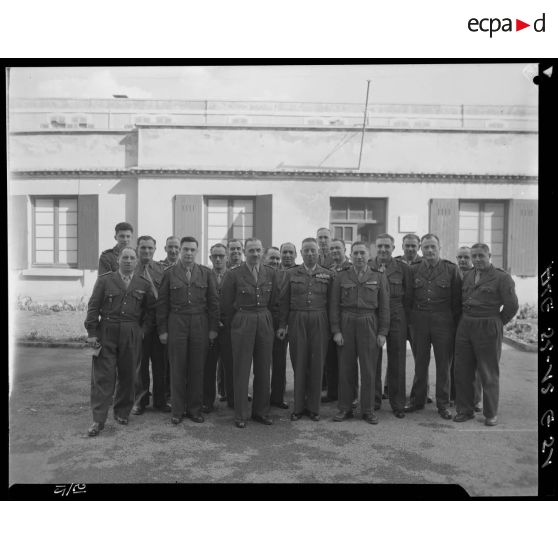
[84,221,519,436]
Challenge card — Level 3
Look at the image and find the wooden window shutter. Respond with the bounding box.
[508,199,538,276]
[174,195,203,262]
[10,195,28,269]
[77,195,99,270]
[254,194,273,249]
[429,199,459,260]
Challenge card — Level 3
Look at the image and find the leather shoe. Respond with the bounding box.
[404,404,424,413]
[474,405,482,413]
[321,395,337,403]
[171,416,182,425]
[87,422,104,436]
[309,412,320,422]
[485,416,498,427]
[131,405,144,415]
[351,400,358,409]
[235,420,246,428]
[427,397,433,404]
[381,392,388,400]
[247,394,253,402]
[362,413,379,425]
[394,410,405,419]
[453,412,474,422]
[290,412,303,421]
[438,408,452,420]
[201,404,214,414]
[333,411,354,422]
[186,413,204,423]
[219,395,227,402]
[271,401,289,409]
[252,415,273,425]
[114,415,128,425]
[154,403,172,413]
[374,404,381,411]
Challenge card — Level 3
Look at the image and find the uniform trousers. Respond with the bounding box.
[374,304,407,412]
[409,311,454,410]
[271,332,288,405]
[455,315,502,419]
[450,357,481,406]
[203,325,234,408]
[288,310,329,415]
[134,327,166,409]
[91,320,142,423]
[230,309,274,421]
[168,313,208,419]
[338,312,379,415]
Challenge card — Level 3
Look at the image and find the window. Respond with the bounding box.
[458,201,506,268]
[32,197,78,267]
[206,197,255,261]
[330,197,387,251]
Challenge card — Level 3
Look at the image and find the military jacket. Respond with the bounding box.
[410,259,462,320]
[220,263,278,322]
[461,265,519,325]
[278,265,334,327]
[98,244,122,275]
[394,254,423,267]
[156,261,220,335]
[159,257,177,270]
[211,268,229,325]
[372,256,412,312]
[84,271,156,337]
[329,258,353,274]
[329,266,390,336]
[318,250,335,269]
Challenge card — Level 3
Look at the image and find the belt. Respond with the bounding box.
[237,307,270,313]
[341,310,376,318]
[462,312,501,319]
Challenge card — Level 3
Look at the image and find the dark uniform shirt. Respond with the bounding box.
[138,260,165,332]
[159,257,178,270]
[220,262,278,322]
[278,264,334,328]
[410,258,462,320]
[98,244,123,275]
[329,266,390,336]
[372,256,412,313]
[318,249,335,269]
[461,265,519,325]
[395,254,423,267]
[329,258,353,274]
[84,271,156,337]
[156,261,220,335]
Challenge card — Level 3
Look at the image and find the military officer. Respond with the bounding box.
[157,236,220,425]
[372,233,412,418]
[160,235,180,268]
[85,247,155,436]
[330,241,389,424]
[452,246,482,411]
[131,236,170,415]
[220,237,279,428]
[269,243,297,409]
[453,243,518,426]
[322,238,353,403]
[395,233,423,267]
[227,238,244,269]
[98,222,134,274]
[317,227,335,268]
[277,238,333,421]
[202,243,234,412]
[264,246,281,269]
[405,234,462,420]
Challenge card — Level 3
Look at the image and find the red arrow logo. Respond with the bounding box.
[516,19,530,31]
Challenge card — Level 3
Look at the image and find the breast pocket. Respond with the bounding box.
[389,277,403,297]
[260,281,273,304]
[290,276,307,297]
[192,281,207,302]
[341,282,356,304]
[363,283,379,304]
[314,277,330,294]
[414,277,425,290]
[169,282,186,304]
[131,289,146,309]
[239,284,254,304]
[103,290,120,311]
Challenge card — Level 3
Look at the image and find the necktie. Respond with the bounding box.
[475,270,480,285]
[216,273,222,286]
[122,275,131,287]
[358,270,364,281]
[252,266,258,282]
[186,268,192,282]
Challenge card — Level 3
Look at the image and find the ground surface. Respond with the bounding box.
[9,343,537,495]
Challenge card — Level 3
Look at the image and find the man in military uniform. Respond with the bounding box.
[220,238,278,428]
[157,237,219,424]
[264,246,281,269]
[451,246,482,410]
[85,247,155,436]
[227,238,244,269]
[453,243,518,426]
[202,243,234,412]
[277,238,333,421]
[322,238,352,403]
[405,234,462,420]
[330,241,389,424]
[317,227,335,269]
[159,236,180,268]
[98,222,134,274]
[131,236,170,415]
[269,243,296,409]
[372,234,412,418]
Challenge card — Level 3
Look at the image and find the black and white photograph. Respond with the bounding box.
[7,63,540,497]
